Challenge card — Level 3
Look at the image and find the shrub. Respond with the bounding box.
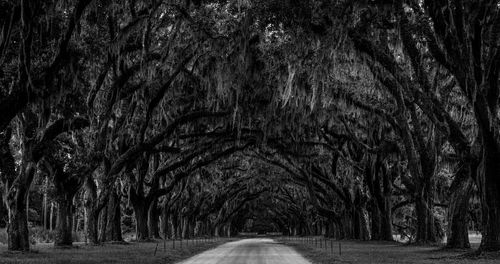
[73,231,85,242]
[0,228,7,245]
[0,226,87,245]
[30,226,55,244]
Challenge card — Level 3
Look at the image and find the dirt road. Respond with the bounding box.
[177,238,312,264]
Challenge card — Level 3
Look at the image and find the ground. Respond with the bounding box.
[281,235,500,264]
[0,239,229,264]
[0,235,499,263]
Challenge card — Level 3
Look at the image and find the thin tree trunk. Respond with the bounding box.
[43,177,48,229]
[214,225,220,237]
[50,202,54,231]
[170,214,178,239]
[181,217,188,239]
[74,211,79,233]
[98,204,108,242]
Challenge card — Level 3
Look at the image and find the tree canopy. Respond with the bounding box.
[1,0,500,255]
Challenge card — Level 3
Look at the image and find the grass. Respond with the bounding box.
[1,232,499,264]
[0,238,232,264]
[279,236,500,264]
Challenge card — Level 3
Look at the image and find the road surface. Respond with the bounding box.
[177,238,312,264]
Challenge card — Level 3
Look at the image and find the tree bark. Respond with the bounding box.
[181,217,188,239]
[84,178,99,245]
[370,203,382,240]
[160,206,169,238]
[414,147,439,243]
[356,208,370,240]
[85,206,99,244]
[55,199,73,246]
[415,193,438,243]
[0,127,16,236]
[133,203,149,241]
[379,163,394,241]
[6,185,30,251]
[50,202,54,231]
[148,200,160,239]
[43,177,48,229]
[380,202,393,241]
[6,165,35,251]
[105,189,123,241]
[446,163,475,248]
[98,204,108,242]
[170,213,179,238]
[478,139,500,251]
[365,154,393,241]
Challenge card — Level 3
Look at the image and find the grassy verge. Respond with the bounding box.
[279,237,500,264]
[0,238,233,264]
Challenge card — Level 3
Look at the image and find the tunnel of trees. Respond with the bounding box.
[1,0,500,254]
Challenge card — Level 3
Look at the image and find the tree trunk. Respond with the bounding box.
[370,202,382,240]
[371,190,394,241]
[170,214,178,238]
[357,208,370,240]
[50,202,55,231]
[98,204,108,242]
[0,127,20,248]
[6,165,35,251]
[380,203,393,241]
[415,196,437,243]
[194,221,202,237]
[55,199,73,246]
[43,177,48,229]
[148,200,160,239]
[160,206,169,238]
[325,219,335,238]
[478,139,500,251]
[335,221,344,239]
[380,163,394,241]
[133,204,149,241]
[85,206,99,244]
[214,225,220,237]
[446,163,474,248]
[226,223,231,237]
[181,217,188,239]
[6,187,30,251]
[105,190,122,241]
[84,178,99,245]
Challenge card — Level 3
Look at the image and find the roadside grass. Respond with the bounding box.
[279,237,500,264]
[0,238,232,264]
